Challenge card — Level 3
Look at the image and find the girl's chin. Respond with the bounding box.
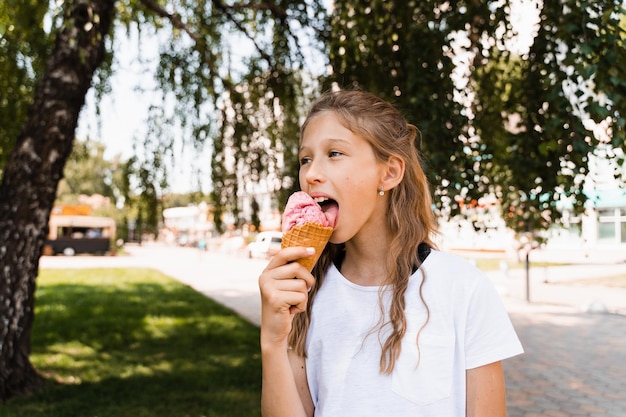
[328,230,349,245]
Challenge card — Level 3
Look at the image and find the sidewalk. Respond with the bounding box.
[475,253,626,416]
[486,262,626,316]
[504,306,626,417]
[454,246,626,315]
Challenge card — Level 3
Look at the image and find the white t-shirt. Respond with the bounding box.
[305,249,523,417]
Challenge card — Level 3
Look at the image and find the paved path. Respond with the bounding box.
[504,303,626,417]
[40,243,626,416]
[485,264,626,316]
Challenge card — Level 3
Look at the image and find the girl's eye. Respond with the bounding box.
[329,150,342,158]
[299,156,312,166]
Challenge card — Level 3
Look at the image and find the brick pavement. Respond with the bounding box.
[502,301,626,417]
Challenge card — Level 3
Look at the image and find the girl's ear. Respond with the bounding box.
[381,155,405,191]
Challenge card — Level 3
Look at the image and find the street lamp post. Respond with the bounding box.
[519,230,535,303]
[525,248,530,302]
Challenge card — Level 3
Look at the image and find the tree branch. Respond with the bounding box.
[138,0,201,44]
[139,0,291,71]
[211,0,275,64]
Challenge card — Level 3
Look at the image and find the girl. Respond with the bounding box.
[258,89,523,417]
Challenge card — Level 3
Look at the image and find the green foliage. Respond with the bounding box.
[327,0,626,236]
[0,268,261,416]
[162,190,208,209]
[92,0,325,233]
[2,0,325,235]
[3,0,624,238]
[473,0,626,234]
[210,69,307,232]
[203,53,311,231]
[0,0,52,169]
[124,105,171,234]
[325,0,508,213]
[57,139,124,201]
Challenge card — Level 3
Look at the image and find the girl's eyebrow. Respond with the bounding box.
[327,138,351,146]
[299,138,351,153]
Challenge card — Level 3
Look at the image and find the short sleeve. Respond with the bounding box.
[464,273,524,369]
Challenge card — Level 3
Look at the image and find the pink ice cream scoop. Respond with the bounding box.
[282,191,337,233]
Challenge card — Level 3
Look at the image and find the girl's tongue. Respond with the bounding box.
[321,200,338,228]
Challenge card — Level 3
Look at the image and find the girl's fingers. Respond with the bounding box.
[263,246,316,288]
[259,265,312,309]
[259,249,316,344]
[259,246,317,322]
[266,246,316,268]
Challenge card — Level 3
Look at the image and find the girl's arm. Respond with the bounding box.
[259,247,316,417]
[289,349,315,414]
[466,361,507,417]
[260,344,313,416]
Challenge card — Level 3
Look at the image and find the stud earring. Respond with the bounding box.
[379,188,385,196]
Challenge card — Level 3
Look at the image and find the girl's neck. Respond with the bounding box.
[340,233,392,286]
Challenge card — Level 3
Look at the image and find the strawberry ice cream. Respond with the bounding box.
[281,191,337,233]
[280,191,337,271]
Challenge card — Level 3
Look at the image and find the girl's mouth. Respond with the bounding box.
[317,198,339,228]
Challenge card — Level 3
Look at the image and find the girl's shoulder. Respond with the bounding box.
[416,249,495,306]
[421,249,484,280]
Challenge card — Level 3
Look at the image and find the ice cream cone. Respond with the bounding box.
[281,222,333,272]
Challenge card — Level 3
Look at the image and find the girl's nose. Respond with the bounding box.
[302,159,324,185]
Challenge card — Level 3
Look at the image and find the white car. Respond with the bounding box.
[247,231,283,259]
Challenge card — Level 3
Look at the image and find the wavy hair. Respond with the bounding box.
[288,89,439,374]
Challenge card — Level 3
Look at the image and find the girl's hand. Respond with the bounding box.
[258,246,316,348]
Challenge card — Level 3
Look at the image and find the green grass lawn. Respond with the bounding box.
[1,268,262,417]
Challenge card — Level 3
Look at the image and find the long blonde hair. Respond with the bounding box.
[288,89,439,374]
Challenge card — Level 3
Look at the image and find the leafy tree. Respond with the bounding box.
[0,0,325,400]
[56,138,124,202]
[324,0,504,211]
[211,78,306,233]
[162,190,208,209]
[325,0,626,238]
[473,0,626,236]
[0,0,51,169]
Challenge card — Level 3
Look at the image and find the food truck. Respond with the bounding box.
[45,206,116,255]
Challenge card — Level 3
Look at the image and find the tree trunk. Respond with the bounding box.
[0,0,116,400]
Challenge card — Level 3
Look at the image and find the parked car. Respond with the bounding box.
[247,231,283,259]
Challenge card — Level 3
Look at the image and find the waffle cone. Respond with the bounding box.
[281,223,333,272]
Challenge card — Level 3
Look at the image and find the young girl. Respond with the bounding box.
[258,89,523,417]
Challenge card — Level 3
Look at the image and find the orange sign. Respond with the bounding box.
[51,205,92,216]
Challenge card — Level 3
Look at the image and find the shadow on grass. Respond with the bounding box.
[1,268,261,417]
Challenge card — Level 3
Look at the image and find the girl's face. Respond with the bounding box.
[298,111,388,244]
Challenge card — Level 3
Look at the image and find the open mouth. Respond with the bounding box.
[317,198,338,228]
